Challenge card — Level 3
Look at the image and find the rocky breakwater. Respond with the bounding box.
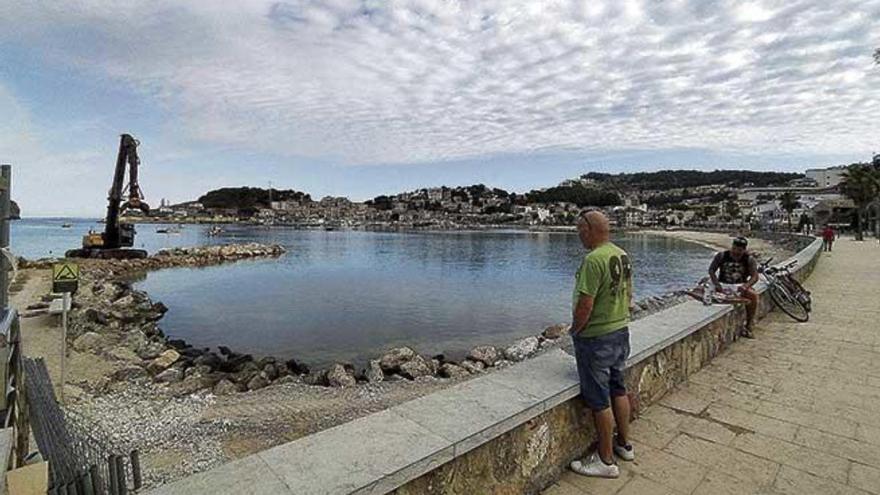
[34,243,288,396]
[307,324,571,388]
[50,237,694,399]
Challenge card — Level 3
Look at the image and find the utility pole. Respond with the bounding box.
[0,165,10,310]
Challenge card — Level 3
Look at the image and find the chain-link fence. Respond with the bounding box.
[24,357,143,494]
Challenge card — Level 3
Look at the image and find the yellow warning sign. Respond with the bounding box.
[53,262,79,293]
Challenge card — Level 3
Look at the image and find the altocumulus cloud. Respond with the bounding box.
[2,0,879,165]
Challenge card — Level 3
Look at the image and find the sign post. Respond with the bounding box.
[53,262,79,404]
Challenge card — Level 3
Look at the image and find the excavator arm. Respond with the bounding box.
[67,133,150,259]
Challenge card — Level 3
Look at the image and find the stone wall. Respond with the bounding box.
[391,238,822,495]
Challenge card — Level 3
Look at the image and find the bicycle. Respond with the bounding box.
[758,258,812,322]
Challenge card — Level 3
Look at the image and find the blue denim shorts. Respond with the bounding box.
[571,328,630,411]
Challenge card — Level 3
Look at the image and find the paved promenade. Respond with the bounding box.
[545,238,880,495]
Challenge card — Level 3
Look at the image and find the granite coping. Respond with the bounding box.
[147,237,823,495]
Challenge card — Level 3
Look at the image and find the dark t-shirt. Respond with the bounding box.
[712,251,756,284]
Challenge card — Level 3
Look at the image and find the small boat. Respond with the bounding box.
[156,227,181,234]
[207,226,224,237]
[61,223,72,228]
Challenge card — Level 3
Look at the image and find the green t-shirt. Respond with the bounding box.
[572,242,632,338]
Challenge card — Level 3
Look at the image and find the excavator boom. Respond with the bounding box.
[66,134,150,259]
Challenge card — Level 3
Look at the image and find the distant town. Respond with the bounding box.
[130,157,880,234]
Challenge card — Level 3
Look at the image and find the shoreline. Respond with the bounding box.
[14,230,807,488]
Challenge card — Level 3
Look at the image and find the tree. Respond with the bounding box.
[779,192,799,231]
[724,200,740,222]
[875,48,880,65]
[840,164,880,240]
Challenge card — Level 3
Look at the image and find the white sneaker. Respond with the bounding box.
[613,438,635,461]
[570,452,619,478]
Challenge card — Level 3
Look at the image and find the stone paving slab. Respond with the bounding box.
[547,238,880,494]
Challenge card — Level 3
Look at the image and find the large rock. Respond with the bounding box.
[155,368,183,383]
[399,356,432,380]
[247,373,270,391]
[122,330,148,352]
[285,358,310,376]
[468,346,501,367]
[107,346,140,362]
[147,349,180,375]
[193,352,222,370]
[542,324,569,340]
[83,308,109,325]
[366,360,384,383]
[112,294,136,308]
[213,379,238,396]
[262,363,279,381]
[72,332,103,352]
[232,362,260,384]
[327,364,356,387]
[439,363,469,379]
[112,365,148,381]
[137,341,166,360]
[460,359,485,374]
[504,336,540,362]
[379,347,418,373]
[303,370,328,387]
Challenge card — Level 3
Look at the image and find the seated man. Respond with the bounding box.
[708,236,759,338]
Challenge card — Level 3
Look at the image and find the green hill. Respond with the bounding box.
[197,187,311,211]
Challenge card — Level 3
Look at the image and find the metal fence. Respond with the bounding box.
[25,357,142,494]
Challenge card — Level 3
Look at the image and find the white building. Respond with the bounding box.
[805,166,847,188]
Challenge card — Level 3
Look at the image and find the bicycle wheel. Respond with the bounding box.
[781,275,812,312]
[768,282,810,322]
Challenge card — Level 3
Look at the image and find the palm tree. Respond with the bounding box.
[840,164,880,240]
[779,192,799,231]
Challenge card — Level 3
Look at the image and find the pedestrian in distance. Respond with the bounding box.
[822,225,835,252]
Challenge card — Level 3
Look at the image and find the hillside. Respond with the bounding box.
[197,187,311,211]
[11,200,19,219]
[580,170,803,191]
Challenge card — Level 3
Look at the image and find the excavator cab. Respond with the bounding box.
[67,134,150,259]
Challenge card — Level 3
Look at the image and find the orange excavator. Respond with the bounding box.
[66,134,151,259]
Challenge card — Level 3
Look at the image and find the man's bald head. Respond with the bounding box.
[577,209,611,248]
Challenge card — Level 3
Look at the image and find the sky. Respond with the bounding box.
[1,1,878,217]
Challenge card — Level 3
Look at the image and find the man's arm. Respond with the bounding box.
[708,253,722,290]
[571,294,595,336]
[745,256,759,288]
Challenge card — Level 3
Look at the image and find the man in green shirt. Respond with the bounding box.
[569,210,634,479]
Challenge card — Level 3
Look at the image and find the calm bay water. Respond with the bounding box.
[12,218,713,367]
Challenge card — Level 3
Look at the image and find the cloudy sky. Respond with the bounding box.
[2,0,878,216]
